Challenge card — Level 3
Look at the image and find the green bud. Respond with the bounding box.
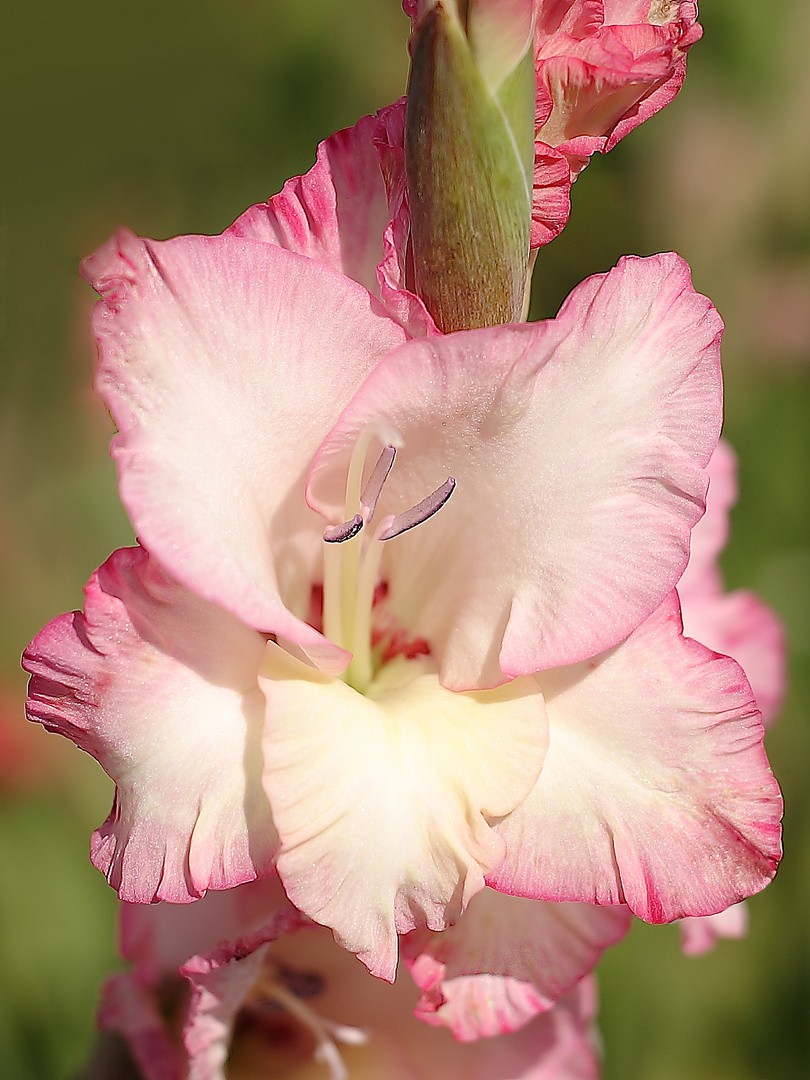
[405,0,535,333]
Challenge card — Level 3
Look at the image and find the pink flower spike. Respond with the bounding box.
[489,592,783,922]
[82,227,407,670]
[403,888,630,1039]
[23,547,278,904]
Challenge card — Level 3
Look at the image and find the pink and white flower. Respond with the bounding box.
[99,879,607,1080]
[23,221,781,986]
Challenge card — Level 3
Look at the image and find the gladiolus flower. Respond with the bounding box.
[23,225,781,986]
[96,878,607,1080]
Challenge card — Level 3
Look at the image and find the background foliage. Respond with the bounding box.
[1,1,807,1077]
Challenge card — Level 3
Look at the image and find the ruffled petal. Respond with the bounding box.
[182,907,306,1080]
[229,101,435,340]
[229,105,390,300]
[489,592,783,921]
[309,253,722,689]
[530,144,573,249]
[121,876,290,983]
[83,228,407,667]
[533,3,701,179]
[259,645,546,979]
[403,888,629,1038]
[23,546,277,903]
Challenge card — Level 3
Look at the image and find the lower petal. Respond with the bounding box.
[23,546,277,903]
[403,888,629,1039]
[259,648,547,980]
[489,593,782,922]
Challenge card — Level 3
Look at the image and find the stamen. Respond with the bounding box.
[260,979,368,1080]
[377,477,456,540]
[359,445,397,522]
[323,513,364,544]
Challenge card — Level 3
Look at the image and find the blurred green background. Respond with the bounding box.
[1,1,807,1077]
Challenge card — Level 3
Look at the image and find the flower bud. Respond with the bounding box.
[405,0,535,332]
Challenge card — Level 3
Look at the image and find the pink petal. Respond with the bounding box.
[97,972,186,1080]
[536,28,676,152]
[679,440,787,725]
[533,3,702,180]
[83,228,407,667]
[229,101,435,339]
[678,439,738,597]
[531,144,573,248]
[229,111,388,295]
[259,646,547,979]
[23,546,277,903]
[182,907,305,1080]
[121,876,290,983]
[489,592,782,921]
[309,253,722,689]
[681,589,787,728]
[679,901,749,957]
[403,888,629,1038]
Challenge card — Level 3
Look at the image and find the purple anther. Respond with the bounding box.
[360,445,397,522]
[323,513,363,544]
[378,477,456,541]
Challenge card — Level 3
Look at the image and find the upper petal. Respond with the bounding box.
[488,592,783,921]
[403,888,629,1039]
[229,101,435,339]
[23,546,278,903]
[228,105,390,298]
[309,253,722,689]
[83,228,407,667]
[259,647,546,979]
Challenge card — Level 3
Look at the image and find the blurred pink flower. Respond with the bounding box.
[98,879,607,1080]
[678,901,749,958]
[670,439,786,959]
[23,227,780,983]
[678,439,786,726]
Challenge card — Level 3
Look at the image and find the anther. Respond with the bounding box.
[323,513,363,544]
[377,477,456,540]
[360,445,397,521]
